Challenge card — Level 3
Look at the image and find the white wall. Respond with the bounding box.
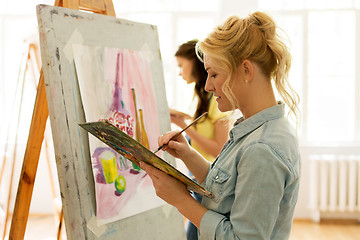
[220,0,258,19]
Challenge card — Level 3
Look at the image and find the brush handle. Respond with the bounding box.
[153,112,207,154]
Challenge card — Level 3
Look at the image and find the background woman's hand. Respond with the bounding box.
[169,108,191,129]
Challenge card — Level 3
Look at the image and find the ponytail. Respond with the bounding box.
[251,12,300,124]
[198,11,300,125]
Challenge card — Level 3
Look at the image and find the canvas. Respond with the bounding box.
[73,44,164,224]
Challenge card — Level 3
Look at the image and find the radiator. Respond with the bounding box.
[309,155,360,214]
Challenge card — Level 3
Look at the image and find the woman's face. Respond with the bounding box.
[204,58,234,112]
[176,56,196,84]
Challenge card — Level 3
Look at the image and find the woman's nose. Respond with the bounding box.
[204,78,213,92]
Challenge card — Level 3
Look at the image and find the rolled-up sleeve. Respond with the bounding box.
[199,143,289,240]
[199,210,226,239]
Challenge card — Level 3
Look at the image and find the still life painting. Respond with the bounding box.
[73,44,164,224]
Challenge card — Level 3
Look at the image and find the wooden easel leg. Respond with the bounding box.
[8,72,49,240]
[28,41,61,223]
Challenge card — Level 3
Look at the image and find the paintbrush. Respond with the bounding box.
[153,112,207,154]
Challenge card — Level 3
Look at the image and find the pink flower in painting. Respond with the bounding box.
[114,112,126,123]
[107,111,134,138]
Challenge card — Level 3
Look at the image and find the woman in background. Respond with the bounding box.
[171,39,230,162]
[141,11,300,240]
[171,39,230,240]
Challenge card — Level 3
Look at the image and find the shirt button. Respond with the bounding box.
[215,175,219,180]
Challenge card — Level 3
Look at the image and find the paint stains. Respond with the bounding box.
[103,229,116,237]
[50,9,59,15]
[55,47,62,75]
[65,116,69,130]
[65,162,70,172]
[56,47,60,61]
[70,14,84,20]
[113,20,122,25]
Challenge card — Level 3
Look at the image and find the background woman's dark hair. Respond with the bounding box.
[175,39,210,121]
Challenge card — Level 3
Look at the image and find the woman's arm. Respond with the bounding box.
[183,119,230,158]
[169,108,192,119]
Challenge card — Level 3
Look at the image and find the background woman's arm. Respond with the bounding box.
[183,119,229,158]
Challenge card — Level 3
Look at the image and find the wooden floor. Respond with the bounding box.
[4,216,360,239]
[290,219,360,240]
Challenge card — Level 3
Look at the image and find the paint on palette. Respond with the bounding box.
[79,120,213,199]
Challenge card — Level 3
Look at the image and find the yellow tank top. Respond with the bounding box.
[191,96,228,162]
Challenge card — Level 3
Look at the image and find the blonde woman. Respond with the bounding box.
[141,11,300,240]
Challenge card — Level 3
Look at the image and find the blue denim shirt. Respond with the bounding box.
[199,103,300,240]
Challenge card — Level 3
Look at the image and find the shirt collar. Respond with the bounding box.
[229,102,285,140]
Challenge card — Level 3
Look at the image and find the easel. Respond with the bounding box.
[1,36,66,240]
[7,1,115,239]
[0,36,30,240]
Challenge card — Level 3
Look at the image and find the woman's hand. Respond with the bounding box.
[158,131,211,184]
[140,162,191,206]
[140,161,208,228]
[158,131,193,160]
[169,108,191,129]
[170,114,187,129]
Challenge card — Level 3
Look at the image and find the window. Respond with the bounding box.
[0,0,53,145]
[259,0,360,145]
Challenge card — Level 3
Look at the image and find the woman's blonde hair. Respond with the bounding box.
[196,11,300,122]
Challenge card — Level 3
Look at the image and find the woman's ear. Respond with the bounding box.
[241,60,254,83]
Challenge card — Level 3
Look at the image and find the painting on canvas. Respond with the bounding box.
[73,44,164,224]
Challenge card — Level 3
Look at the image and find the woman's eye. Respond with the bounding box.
[211,74,217,78]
